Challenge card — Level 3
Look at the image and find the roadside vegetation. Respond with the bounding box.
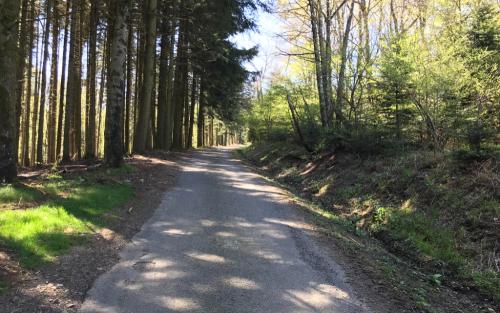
[239,0,499,306]
[240,143,499,302]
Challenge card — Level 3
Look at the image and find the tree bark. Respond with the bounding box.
[172,13,188,150]
[36,0,52,164]
[22,0,36,166]
[197,78,205,147]
[0,0,21,182]
[335,0,354,126]
[85,0,99,159]
[187,74,197,148]
[63,0,82,162]
[156,10,171,150]
[124,15,133,153]
[31,24,42,164]
[56,0,69,159]
[16,0,30,162]
[47,0,60,163]
[104,0,130,167]
[133,0,157,153]
[308,0,327,127]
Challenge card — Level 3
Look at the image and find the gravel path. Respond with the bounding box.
[79,147,369,313]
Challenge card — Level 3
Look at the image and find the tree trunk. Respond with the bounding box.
[317,0,333,128]
[335,0,354,126]
[0,0,21,182]
[104,0,130,167]
[73,0,84,159]
[85,0,98,159]
[16,0,30,162]
[165,18,176,150]
[56,0,70,159]
[133,0,157,153]
[96,41,107,156]
[187,74,197,148]
[308,0,327,127]
[47,0,60,163]
[22,0,37,166]
[124,15,133,153]
[31,24,42,164]
[183,74,191,148]
[36,0,52,164]
[197,78,205,147]
[156,13,170,150]
[63,0,81,162]
[172,14,188,150]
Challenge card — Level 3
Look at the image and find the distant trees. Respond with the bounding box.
[1,0,260,181]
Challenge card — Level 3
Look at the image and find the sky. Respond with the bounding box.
[231,7,288,77]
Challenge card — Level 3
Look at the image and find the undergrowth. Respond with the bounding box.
[0,167,134,268]
[239,142,500,301]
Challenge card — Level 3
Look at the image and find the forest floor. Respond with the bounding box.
[238,143,500,313]
[0,152,180,313]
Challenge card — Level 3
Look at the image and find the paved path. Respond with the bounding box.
[80,148,368,313]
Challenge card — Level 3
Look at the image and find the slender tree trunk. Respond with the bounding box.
[85,0,98,159]
[317,0,333,127]
[124,16,134,153]
[56,0,70,159]
[31,25,42,164]
[133,0,157,153]
[172,14,188,150]
[22,0,36,166]
[0,0,21,182]
[133,26,143,145]
[16,0,30,162]
[183,73,191,148]
[104,0,130,167]
[335,0,354,126]
[96,41,106,156]
[36,0,52,163]
[146,53,157,150]
[165,18,176,149]
[187,74,197,148]
[63,0,81,162]
[308,0,327,127]
[209,114,214,146]
[156,14,170,149]
[48,0,60,163]
[324,0,334,125]
[73,0,84,159]
[197,78,205,147]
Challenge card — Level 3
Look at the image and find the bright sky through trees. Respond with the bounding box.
[232,7,288,78]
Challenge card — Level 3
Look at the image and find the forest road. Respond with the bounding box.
[79,147,369,313]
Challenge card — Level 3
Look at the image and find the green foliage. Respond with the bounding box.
[473,271,500,301]
[0,174,132,268]
[242,141,499,300]
[376,34,415,139]
[0,184,42,204]
[246,2,499,156]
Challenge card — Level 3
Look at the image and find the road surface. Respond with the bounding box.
[80,147,369,313]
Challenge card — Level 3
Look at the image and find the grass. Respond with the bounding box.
[0,169,133,268]
[0,184,42,204]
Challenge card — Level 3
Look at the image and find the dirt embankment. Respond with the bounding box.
[239,143,499,313]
